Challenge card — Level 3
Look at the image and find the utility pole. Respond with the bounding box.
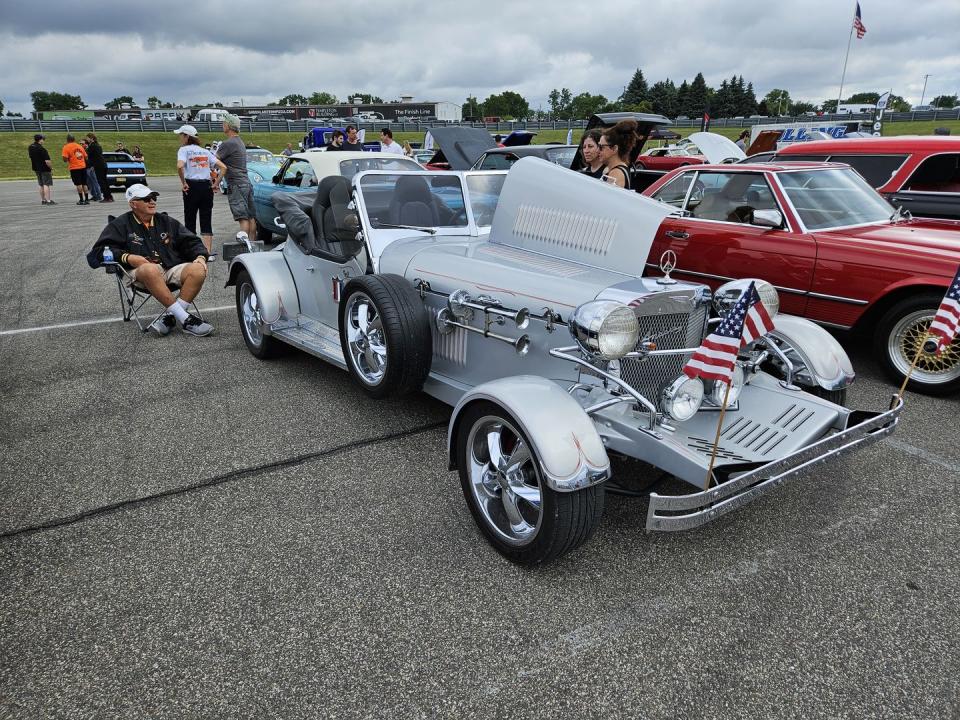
[919,75,931,107]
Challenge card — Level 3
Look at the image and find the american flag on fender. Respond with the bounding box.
[853,2,867,39]
[683,282,776,385]
[928,266,960,354]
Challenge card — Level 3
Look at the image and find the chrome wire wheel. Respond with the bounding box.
[889,308,960,386]
[344,292,387,386]
[466,415,544,546]
[239,281,263,348]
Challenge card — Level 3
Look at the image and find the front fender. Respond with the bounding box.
[225,252,300,326]
[770,314,854,391]
[447,376,610,492]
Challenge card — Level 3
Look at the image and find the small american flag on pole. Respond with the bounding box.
[928,265,960,354]
[853,2,867,39]
[684,282,775,385]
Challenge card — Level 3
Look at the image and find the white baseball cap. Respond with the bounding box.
[125,184,159,201]
[174,124,198,137]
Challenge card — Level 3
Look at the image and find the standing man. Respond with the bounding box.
[28,134,55,205]
[342,125,364,151]
[61,134,90,204]
[216,113,256,240]
[735,130,750,152]
[85,133,113,202]
[281,143,295,157]
[81,139,103,202]
[379,128,404,155]
[326,130,345,151]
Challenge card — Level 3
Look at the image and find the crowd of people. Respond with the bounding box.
[43,115,646,339]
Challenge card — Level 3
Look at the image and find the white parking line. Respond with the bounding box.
[0,305,235,336]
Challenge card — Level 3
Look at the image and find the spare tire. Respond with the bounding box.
[339,274,432,398]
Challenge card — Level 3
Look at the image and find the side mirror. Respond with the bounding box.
[752,209,783,229]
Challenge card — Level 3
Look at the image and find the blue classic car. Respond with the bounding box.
[248,151,422,241]
[103,152,147,190]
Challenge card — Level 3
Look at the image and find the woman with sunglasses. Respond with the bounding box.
[579,129,604,179]
[598,119,639,189]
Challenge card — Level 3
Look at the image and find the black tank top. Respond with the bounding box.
[602,164,631,189]
[581,165,604,179]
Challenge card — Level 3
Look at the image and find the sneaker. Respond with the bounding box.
[101,197,114,203]
[77,199,85,205]
[181,314,214,337]
[48,200,57,205]
[207,253,218,263]
[148,312,176,337]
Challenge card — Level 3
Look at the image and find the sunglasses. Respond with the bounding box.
[135,195,159,203]
[598,143,613,149]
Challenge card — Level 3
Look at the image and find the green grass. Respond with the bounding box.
[1,121,957,180]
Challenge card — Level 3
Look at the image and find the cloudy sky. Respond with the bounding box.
[2,0,958,115]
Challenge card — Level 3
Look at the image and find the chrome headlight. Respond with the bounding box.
[662,376,704,422]
[713,279,780,318]
[707,364,745,406]
[569,300,639,360]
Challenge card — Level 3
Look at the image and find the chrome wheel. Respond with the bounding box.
[344,292,387,386]
[239,281,263,348]
[465,415,543,545]
[889,308,960,385]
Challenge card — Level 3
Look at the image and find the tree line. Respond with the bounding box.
[17,80,960,120]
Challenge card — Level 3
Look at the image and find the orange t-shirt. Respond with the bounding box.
[62,142,87,170]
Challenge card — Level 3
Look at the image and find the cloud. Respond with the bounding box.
[2,0,958,115]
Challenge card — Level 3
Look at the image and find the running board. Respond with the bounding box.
[270,315,346,369]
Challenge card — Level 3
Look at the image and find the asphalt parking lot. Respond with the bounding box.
[1,176,958,719]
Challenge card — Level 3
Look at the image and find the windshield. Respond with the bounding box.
[545,147,577,166]
[465,174,505,226]
[359,173,469,229]
[339,157,421,179]
[777,167,895,230]
[246,149,274,162]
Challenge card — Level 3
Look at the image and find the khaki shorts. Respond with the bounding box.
[124,262,192,289]
[226,181,255,221]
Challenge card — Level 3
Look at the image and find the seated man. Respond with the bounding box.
[91,184,213,336]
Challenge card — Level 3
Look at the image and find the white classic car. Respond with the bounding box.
[225,158,902,565]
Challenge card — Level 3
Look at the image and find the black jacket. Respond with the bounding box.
[28,142,51,173]
[86,141,106,170]
[87,211,207,269]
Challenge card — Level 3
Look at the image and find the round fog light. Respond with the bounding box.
[662,376,704,422]
[708,365,744,406]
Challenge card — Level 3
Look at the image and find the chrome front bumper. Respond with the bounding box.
[645,396,903,531]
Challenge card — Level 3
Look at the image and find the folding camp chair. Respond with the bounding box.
[103,261,206,332]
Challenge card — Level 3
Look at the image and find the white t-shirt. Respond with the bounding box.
[380,140,405,156]
[177,145,219,181]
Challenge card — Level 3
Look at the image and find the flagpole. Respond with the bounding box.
[892,334,935,408]
[836,1,857,113]
[704,381,733,490]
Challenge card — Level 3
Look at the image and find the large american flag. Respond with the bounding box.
[853,2,867,39]
[928,265,960,354]
[684,282,775,385]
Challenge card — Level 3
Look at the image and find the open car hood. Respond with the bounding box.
[688,132,746,164]
[423,127,498,170]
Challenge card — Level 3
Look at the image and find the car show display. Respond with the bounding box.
[644,160,960,394]
[246,151,421,241]
[226,157,902,565]
[103,151,147,190]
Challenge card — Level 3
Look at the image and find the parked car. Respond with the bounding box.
[635,143,707,171]
[247,151,422,241]
[225,157,901,564]
[471,145,578,170]
[773,136,960,220]
[643,160,960,394]
[103,151,147,190]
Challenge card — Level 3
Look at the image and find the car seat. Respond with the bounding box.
[387,175,439,227]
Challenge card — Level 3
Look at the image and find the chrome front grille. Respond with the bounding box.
[619,304,708,410]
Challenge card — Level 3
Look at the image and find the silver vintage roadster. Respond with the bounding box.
[226,158,902,565]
